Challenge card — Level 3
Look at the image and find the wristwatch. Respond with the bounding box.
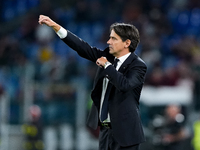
[104,61,111,69]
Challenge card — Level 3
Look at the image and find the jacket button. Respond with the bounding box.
[105,75,109,78]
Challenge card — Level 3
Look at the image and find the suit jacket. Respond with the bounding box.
[62,31,147,147]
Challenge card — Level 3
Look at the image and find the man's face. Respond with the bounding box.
[107,29,128,58]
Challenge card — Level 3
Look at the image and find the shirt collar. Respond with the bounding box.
[117,52,131,64]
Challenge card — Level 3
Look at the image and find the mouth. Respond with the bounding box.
[109,46,113,50]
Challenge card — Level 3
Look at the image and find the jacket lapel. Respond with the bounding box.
[118,52,137,73]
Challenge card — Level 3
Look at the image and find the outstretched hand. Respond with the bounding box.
[38,15,61,32]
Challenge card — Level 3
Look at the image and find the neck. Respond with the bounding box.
[115,51,130,58]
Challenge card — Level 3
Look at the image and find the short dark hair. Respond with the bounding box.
[110,23,140,52]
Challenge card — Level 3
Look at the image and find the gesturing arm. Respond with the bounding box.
[104,58,147,92]
[38,15,108,64]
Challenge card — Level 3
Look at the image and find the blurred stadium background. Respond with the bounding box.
[0,0,200,150]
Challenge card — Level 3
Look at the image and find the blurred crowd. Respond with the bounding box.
[0,0,200,149]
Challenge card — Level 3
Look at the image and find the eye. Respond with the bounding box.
[111,37,117,40]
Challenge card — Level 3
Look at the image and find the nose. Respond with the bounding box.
[107,39,111,45]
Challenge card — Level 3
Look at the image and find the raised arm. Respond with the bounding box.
[38,15,105,63]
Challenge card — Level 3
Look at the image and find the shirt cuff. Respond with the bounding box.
[56,27,67,39]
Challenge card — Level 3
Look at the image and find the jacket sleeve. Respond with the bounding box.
[61,31,104,63]
[104,59,147,92]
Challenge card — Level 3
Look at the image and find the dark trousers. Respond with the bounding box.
[99,126,140,150]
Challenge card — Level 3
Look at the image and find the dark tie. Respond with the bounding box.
[100,58,119,122]
[113,58,119,68]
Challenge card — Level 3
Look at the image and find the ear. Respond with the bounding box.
[124,39,131,48]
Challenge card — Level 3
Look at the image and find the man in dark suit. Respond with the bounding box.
[39,15,147,150]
